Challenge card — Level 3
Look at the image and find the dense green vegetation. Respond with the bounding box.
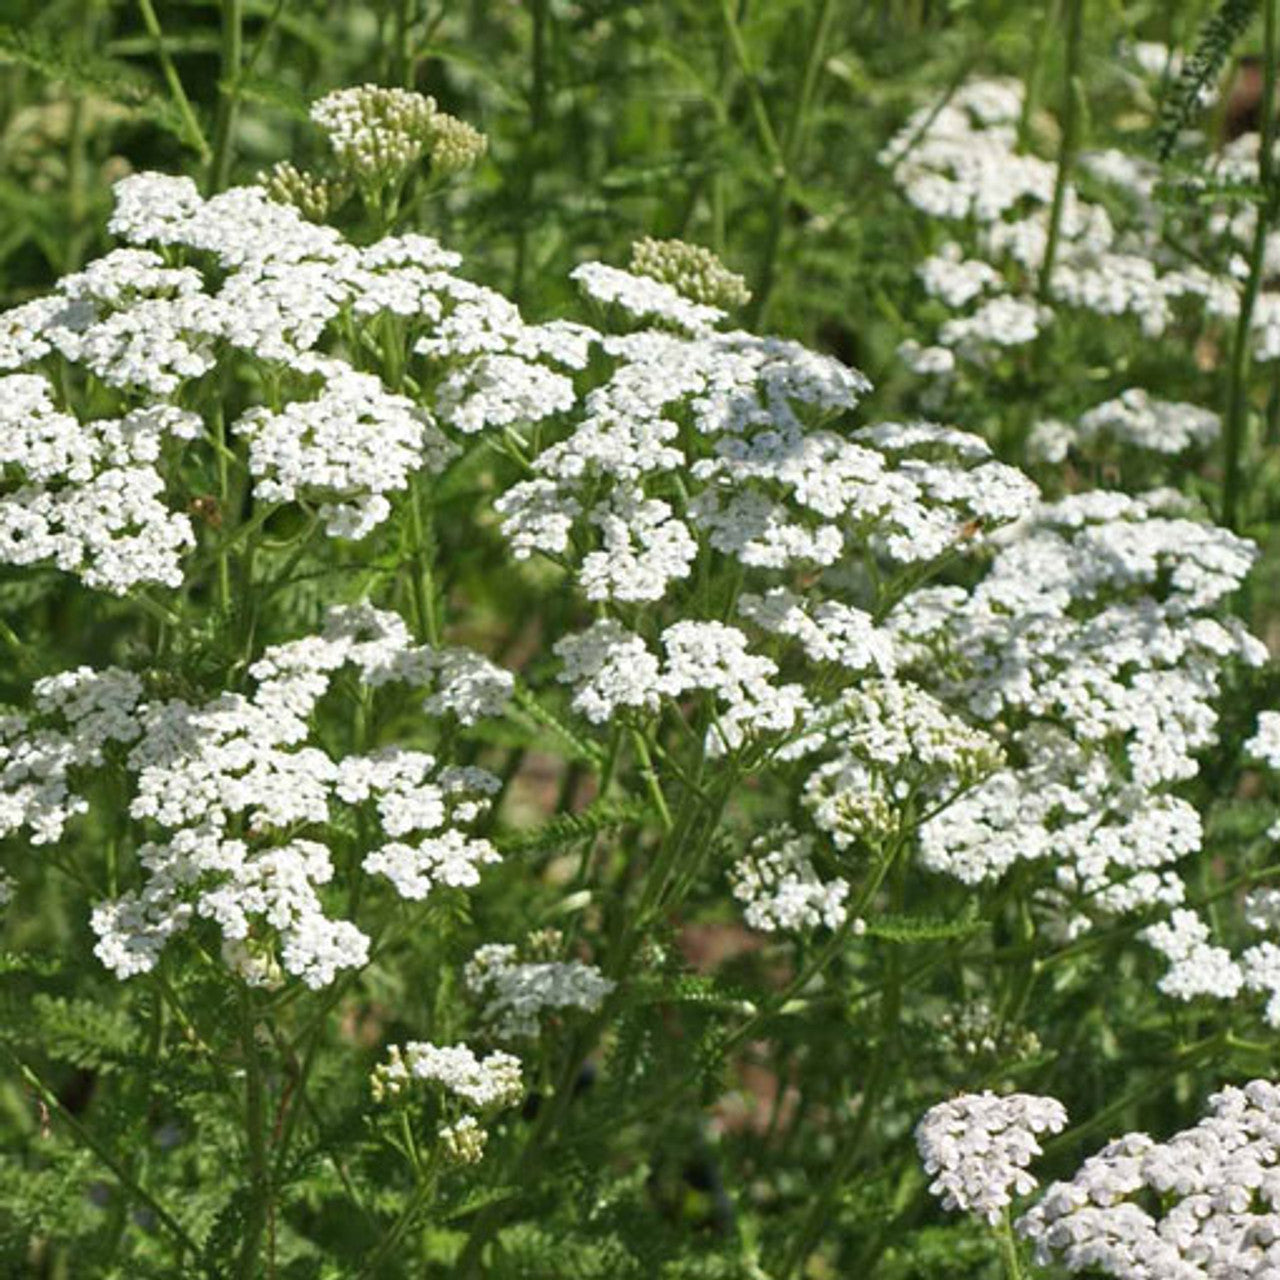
[2,2,1280,1277]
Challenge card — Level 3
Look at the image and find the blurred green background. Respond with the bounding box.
[0,0,1215,360]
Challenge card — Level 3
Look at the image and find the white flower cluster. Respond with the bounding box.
[916,1091,1068,1224]
[0,604,510,988]
[0,372,199,592]
[1128,697,1280,1018]
[737,588,896,676]
[234,357,457,539]
[497,300,1035,606]
[879,71,1267,381]
[555,617,809,756]
[728,827,853,933]
[0,667,143,846]
[0,170,624,590]
[883,79,1050,223]
[1020,1080,1280,1278]
[464,942,614,1039]
[1143,909,1246,1003]
[1139,715,1280,1023]
[800,679,1004,851]
[887,491,1262,936]
[571,261,726,333]
[372,1041,522,1111]
[1075,391,1220,456]
[917,242,1002,309]
[1031,390,1221,465]
[1247,712,1280,771]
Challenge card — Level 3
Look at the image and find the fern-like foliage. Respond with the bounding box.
[495,798,651,854]
[510,687,608,767]
[861,909,985,944]
[2,994,140,1073]
[0,25,200,150]
[1157,0,1260,159]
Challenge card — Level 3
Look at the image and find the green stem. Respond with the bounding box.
[215,408,232,617]
[234,993,271,1280]
[747,0,836,326]
[776,842,906,1278]
[100,987,164,1266]
[997,1208,1025,1280]
[1222,0,1280,531]
[65,92,88,272]
[394,0,415,85]
[512,0,548,302]
[628,727,674,834]
[407,473,441,645]
[3,1049,201,1264]
[1037,0,1085,302]
[241,0,287,83]
[136,0,210,161]
[1018,0,1060,150]
[208,0,245,191]
[779,1020,891,1277]
[718,0,784,169]
[357,1158,438,1280]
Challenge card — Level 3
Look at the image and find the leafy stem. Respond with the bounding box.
[2,1047,202,1267]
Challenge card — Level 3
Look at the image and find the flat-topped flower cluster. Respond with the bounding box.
[4,116,1280,1274]
[0,164,1268,1004]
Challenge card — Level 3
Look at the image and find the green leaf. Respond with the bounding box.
[1157,0,1259,159]
[232,71,314,123]
[414,42,524,108]
[510,686,606,767]
[495,798,652,854]
[7,995,141,1072]
[0,25,198,148]
[862,911,985,944]
[631,974,756,1014]
[0,952,61,977]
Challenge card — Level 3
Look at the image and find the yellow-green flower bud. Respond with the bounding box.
[439,1115,487,1166]
[428,113,489,176]
[629,237,752,309]
[310,85,438,186]
[258,161,347,222]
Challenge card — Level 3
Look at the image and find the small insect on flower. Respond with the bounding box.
[187,495,223,529]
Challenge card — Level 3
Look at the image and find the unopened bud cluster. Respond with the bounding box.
[937,1001,1041,1066]
[428,113,488,176]
[439,1115,487,1166]
[311,85,439,184]
[308,85,487,193]
[258,160,348,222]
[629,236,751,309]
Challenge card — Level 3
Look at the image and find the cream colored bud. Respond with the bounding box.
[629,237,752,309]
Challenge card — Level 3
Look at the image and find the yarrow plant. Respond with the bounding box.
[7,12,1280,1275]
